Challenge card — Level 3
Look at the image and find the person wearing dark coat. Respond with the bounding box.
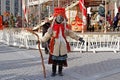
[42,19,51,54]
[113,13,120,31]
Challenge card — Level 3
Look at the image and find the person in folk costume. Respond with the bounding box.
[40,7,85,77]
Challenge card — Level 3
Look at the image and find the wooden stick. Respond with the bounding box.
[26,29,46,78]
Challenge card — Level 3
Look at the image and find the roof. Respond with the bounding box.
[85,0,105,7]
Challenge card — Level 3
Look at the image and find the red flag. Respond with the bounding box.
[22,0,28,22]
[79,0,87,25]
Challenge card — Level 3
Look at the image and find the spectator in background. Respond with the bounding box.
[15,16,22,28]
[9,13,15,28]
[113,13,120,31]
[3,20,9,28]
[106,11,112,26]
[42,18,51,54]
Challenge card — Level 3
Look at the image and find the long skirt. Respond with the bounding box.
[48,54,68,67]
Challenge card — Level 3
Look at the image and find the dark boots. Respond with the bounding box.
[58,65,63,76]
[51,64,56,77]
[51,64,63,77]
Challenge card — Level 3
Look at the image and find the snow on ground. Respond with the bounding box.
[0,43,120,80]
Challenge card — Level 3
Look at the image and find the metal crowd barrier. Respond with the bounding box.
[67,35,87,52]
[0,29,120,53]
[87,35,120,53]
[0,29,43,49]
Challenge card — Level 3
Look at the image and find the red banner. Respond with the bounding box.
[79,0,87,17]
[79,0,87,26]
[22,0,28,22]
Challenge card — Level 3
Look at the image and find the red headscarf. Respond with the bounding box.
[53,7,67,19]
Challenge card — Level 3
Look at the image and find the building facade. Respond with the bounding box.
[0,0,22,20]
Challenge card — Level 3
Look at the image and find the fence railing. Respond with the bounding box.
[0,30,3,42]
[0,29,43,49]
[87,35,120,53]
[0,29,120,53]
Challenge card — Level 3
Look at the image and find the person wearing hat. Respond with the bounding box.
[40,7,85,77]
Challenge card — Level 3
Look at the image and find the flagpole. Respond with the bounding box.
[39,0,41,23]
[22,0,28,27]
[27,0,29,28]
[58,0,60,7]
[52,0,54,14]
[82,0,84,33]
[104,0,107,33]
[21,0,24,27]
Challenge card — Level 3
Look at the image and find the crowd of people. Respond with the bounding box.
[3,13,22,28]
[2,13,39,28]
[88,12,120,32]
[2,10,120,32]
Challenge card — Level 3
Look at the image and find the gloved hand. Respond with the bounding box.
[79,38,85,44]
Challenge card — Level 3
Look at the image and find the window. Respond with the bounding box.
[6,0,10,12]
[14,0,19,15]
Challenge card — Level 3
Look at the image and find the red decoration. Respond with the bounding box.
[53,7,67,19]
[71,16,83,31]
